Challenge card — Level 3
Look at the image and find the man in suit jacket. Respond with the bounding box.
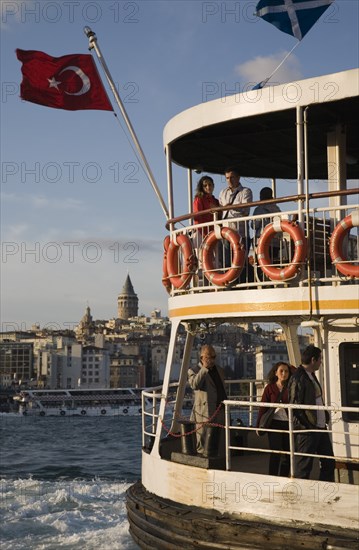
[288,344,335,481]
[187,344,227,454]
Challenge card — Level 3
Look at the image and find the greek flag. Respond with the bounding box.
[255,0,335,40]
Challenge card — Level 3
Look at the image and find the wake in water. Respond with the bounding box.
[1,416,142,549]
[0,477,139,549]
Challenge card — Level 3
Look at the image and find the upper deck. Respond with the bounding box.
[164,69,359,179]
[161,69,359,324]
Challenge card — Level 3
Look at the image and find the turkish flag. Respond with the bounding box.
[16,49,113,111]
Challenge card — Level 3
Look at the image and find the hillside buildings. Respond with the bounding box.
[0,274,312,391]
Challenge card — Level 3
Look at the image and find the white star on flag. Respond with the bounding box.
[48,77,61,90]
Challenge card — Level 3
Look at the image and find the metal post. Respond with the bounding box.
[296,106,304,224]
[288,407,295,478]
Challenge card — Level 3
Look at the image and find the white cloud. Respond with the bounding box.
[1,192,84,210]
[6,223,29,237]
[234,52,303,86]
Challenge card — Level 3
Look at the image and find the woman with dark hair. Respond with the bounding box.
[193,176,220,236]
[256,361,291,476]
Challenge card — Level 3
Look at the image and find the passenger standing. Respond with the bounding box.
[187,345,227,455]
[219,169,253,281]
[193,176,220,237]
[256,362,291,476]
[252,187,281,256]
[288,345,335,481]
[219,169,252,250]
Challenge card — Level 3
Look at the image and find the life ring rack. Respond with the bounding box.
[202,227,245,287]
[257,220,307,281]
[329,211,359,278]
[166,233,197,290]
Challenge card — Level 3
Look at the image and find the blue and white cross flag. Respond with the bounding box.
[255,0,335,41]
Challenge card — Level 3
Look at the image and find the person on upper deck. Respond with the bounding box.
[218,169,253,281]
[187,344,227,455]
[256,362,291,477]
[252,187,281,240]
[193,176,220,237]
[287,345,335,481]
[219,168,252,248]
[252,187,282,262]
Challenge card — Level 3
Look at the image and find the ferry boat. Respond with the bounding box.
[13,387,145,417]
[126,68,359,549]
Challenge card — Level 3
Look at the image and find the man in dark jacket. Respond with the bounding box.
[288,345,335,481]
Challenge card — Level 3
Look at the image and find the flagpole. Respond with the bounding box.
[253,40,301,89]
[84,27,169,220]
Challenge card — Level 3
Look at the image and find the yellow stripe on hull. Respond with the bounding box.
[169,299,358,318]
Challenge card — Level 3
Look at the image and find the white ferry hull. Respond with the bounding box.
[126,451,358,549]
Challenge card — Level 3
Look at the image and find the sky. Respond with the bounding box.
[1,0,358,330]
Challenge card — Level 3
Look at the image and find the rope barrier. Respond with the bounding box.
[160,402,225,438]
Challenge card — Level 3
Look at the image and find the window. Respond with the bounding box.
[340,342,359,422]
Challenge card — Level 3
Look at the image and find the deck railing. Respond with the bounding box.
[163,191,358,293]
[141,384,359,481]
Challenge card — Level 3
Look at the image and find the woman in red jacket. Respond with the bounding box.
[193,176,220,237]
[257,362,292,476]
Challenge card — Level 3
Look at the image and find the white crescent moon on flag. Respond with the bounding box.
[58,66,91,96]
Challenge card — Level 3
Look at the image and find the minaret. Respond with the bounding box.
[117,274,138,320]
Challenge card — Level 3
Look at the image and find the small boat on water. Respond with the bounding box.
[13,387,145,417]
[125,67,359,549]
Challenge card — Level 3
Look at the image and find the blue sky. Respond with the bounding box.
[1,0,358,329]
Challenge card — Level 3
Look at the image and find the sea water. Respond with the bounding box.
[0,413,141,549]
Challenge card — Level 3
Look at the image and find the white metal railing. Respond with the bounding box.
[141,386,359,480]
[224,400,359,475]
[166,201,359,293]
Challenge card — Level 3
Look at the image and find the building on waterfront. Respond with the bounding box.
[0,341,34,387]
[110,343,146,388]
[81,345,110,388]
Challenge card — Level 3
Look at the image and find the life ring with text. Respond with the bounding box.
[81,410,87,416]
[202,227,245,286]
[60,410,65,416]
[329,212,359,278]
[123,408,128,414]
[166,234,197,289]
[257,221,307,280]
[40,411,46,417]
[161,235,171,293]
[101,409,107,415]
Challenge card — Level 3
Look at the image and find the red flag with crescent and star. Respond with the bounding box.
[16,49,113,111]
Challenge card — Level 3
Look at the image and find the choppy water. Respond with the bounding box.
[0,413,141,549]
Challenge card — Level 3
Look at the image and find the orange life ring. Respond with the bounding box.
[257,221,307,281]
[202,227,245,286]
[162,236,171,293]
[329,212,359,278]
[166,234,197,289]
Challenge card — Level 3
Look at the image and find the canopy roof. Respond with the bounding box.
[164,69,359,180]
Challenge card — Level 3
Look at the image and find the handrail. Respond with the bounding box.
[165,188,359,229]
[141,387,359,478]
